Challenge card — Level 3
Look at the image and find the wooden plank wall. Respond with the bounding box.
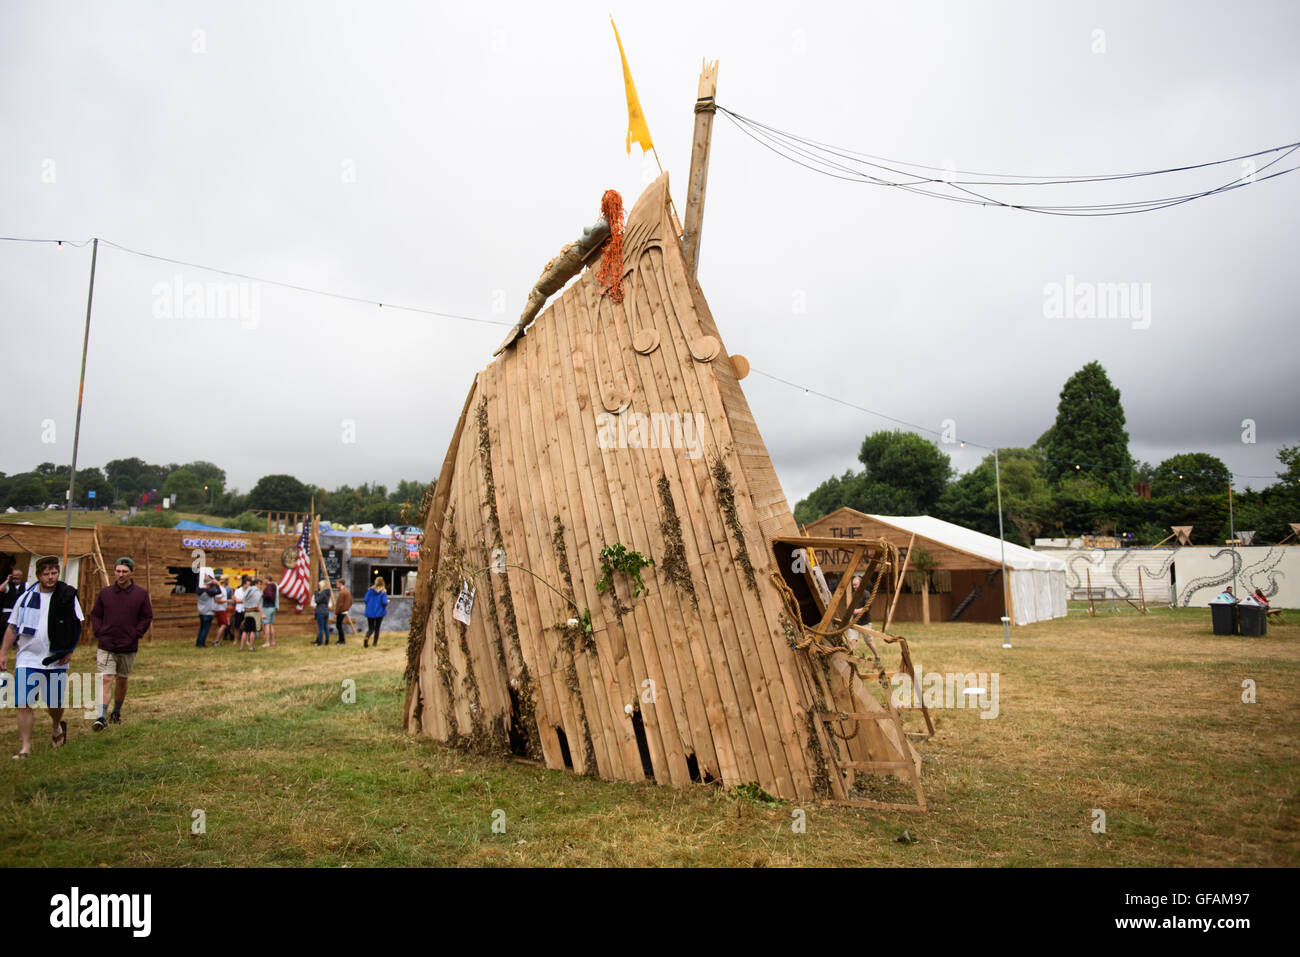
[407,175,918,802]
[96,526,315,641]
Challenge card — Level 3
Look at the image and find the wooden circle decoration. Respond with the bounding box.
[280,547,298,568]
[602,387,631,414]
[633,328,661,355]
[731,354,750,380]
[690,335,720,362]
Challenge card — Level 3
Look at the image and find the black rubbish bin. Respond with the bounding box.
[1209,602,1238,636]
[1237,602,1267,637]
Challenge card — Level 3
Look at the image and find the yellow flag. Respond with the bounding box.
[611,17,653,155]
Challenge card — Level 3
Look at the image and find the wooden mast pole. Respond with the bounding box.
[61,237,99,580]
[308,497,317,590]
[680,60,719,279]
[883,533,916,634]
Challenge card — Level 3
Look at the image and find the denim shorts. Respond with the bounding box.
[11,667,69,708]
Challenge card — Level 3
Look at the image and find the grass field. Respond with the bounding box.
[1,605,1296,867]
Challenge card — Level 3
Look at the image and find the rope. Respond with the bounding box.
[769,569,856,669]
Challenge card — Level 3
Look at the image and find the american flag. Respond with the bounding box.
[278,519,312,610]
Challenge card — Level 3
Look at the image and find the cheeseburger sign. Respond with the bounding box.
[181,536,250,551]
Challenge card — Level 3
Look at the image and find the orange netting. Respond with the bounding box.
[595,189,625,303]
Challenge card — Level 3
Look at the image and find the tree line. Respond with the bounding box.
[794,361,1300,547]
[0,456,431,530]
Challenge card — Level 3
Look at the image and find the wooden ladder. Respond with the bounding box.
[816,703,927,812]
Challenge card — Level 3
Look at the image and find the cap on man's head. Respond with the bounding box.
[115,557,135,570]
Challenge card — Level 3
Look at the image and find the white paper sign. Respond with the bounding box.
[452,581,476,625]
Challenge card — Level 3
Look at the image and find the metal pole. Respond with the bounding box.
[1228,479,1237,596]
[994,447,1011,648]
[61,237,98,581]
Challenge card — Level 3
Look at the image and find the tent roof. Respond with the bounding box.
[866,514,1066,571]
[174,520,244,532]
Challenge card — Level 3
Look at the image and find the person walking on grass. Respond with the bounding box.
[196,575,221,647]
[211,576,234,646]
[0,556,82,758]
[333,579,352,645]
[90,557,153,731]
[313,580,332,645]
[260,576,278,647]
[0,567,28,636]
[239,576,262,651]
[231,575,248,638]
[363,577,388,647]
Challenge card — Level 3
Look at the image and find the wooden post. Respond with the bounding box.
[308,498,317,590]
[310,513,339,632]
[1087,568,1095,617]
[61,238,99,580]
[142,531,153,642]
[884,533,916,634]
[680,59,719,279]
[1137,567,1147,614]
[90,526,110,587]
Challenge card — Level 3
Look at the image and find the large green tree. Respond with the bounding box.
[104,457,172,502]
[793,471,865,526]
[7,477,48,507]
[1278,444,1300,491]
[1040,361,1133,493]
[247,474,313,512]
[163,467,204,505]
[794,431,952,524]
[935,449,1053,545]
[1149,453,1231,498]
[858,430,953,510]
[180,461,226,500]
[75,467,111,506]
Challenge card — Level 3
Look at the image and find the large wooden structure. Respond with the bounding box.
[404,173,926,806]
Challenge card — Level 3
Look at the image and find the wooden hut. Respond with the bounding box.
[0,523,100,642]
[802,508,1067,625]
[403,172,926,807]
[2,522,317,642]
[94,524,317,641]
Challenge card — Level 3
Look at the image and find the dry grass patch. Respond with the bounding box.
[1,607,1296,866]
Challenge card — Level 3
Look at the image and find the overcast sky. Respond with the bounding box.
[3,0,1297,508]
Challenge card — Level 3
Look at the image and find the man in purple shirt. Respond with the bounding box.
[89,557,153,731]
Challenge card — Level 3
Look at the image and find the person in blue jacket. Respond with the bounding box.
[363,578,388,647]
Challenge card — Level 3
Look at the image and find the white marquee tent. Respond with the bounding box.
[867,515,1069,626]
